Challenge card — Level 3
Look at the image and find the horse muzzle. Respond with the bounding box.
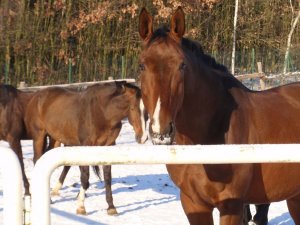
[149,122,175,145]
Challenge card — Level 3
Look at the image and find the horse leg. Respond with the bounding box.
[103,165,117,215]
[218,199,244,225]
[251,204,270,225]
[51,166,71,196]
[46,137,61,152]
[180,191,214,225]
[76,166,89,215]
[33,133,47,164]
[8,138,30,196]
[286,194,300,224]
[243,205,252,225]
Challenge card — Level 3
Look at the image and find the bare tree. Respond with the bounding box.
[283,1,300,74]
[231,0,239,74]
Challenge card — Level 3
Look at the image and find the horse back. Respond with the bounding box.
[226,82,300,144]
[25,86,121,146]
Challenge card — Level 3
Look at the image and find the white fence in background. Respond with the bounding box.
[30,144,300,225]
[0,147,23,225]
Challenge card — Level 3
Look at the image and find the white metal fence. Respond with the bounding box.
[30,144,300,225]
[1,144,300,225]
[0,147,23,225]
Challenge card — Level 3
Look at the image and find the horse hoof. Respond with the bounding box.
[76,207,87,215]
[107,208,118,215]
[248,220,257,225]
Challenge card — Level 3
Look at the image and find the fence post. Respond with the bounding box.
[19,81,27,89]
[0,147,23,225]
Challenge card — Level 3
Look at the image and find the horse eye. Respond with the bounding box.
[139,64,145,71]
[179,62,186,72]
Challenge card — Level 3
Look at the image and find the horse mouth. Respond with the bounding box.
[150,122,175,145]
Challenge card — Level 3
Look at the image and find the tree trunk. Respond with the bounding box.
[283,5,300,74]
[231,0,239,75]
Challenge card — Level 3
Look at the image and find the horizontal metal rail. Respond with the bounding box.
[0,147,23,225]
[18,78,136,91]
[31,144,300,225]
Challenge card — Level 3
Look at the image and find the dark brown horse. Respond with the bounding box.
[25,81,148,215]
[0,84,34,196]
[138,7,300,225]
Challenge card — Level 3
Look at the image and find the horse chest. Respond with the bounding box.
[167,164,254,205]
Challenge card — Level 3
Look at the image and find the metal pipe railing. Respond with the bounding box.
[31,144,300,225]
[0,146,23,225]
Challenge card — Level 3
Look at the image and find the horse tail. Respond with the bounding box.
[92,166,102,181]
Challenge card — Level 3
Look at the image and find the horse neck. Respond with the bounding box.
[176,68,238,144]
[105,94,130,125]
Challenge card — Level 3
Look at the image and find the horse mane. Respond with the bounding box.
[0,84,18,95]
[149,27,246,89]
[84,81,141,101]
[0,84,18,104]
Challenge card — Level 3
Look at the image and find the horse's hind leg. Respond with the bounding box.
[8,138,30,196]
[76,166,89,215]
[287,194,300,224]
[33,133,47,164]
[243,205,252,225]
[252,204,270,225]
[51,166,71,196]
[103,165,117,215]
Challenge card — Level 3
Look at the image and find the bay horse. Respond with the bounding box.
[25,81,148,215]
[0,84,34,196]
[138,7,300,225]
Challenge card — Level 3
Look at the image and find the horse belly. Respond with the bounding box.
[246,163,300,203]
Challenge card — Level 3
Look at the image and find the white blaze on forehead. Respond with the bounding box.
[139,99,148,143]
[152,97,161,133]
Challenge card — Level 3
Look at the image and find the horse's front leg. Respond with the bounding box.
[76,166,89,215]
[180,191,214,225]
[103,165,117,215]
[217,199,244,225]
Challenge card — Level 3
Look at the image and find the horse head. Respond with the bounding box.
[116,81,148,144]
[138,7,186,145]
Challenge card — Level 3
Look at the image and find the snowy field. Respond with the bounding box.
[0,120,295,225]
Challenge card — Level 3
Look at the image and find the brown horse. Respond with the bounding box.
[25,81,148,215]
[0,84,35,196]
[138,7,300,225]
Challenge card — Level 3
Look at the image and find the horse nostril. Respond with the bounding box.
[159,135,164,141]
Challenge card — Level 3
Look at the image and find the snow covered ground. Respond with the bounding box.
[0,120,295,225]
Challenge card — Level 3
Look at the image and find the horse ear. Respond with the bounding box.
[170,6,185,41]
[139,8,153,41]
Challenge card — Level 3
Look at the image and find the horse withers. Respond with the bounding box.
[138,7,300,225]
[0,84,35,196]
[25,81,148,215]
